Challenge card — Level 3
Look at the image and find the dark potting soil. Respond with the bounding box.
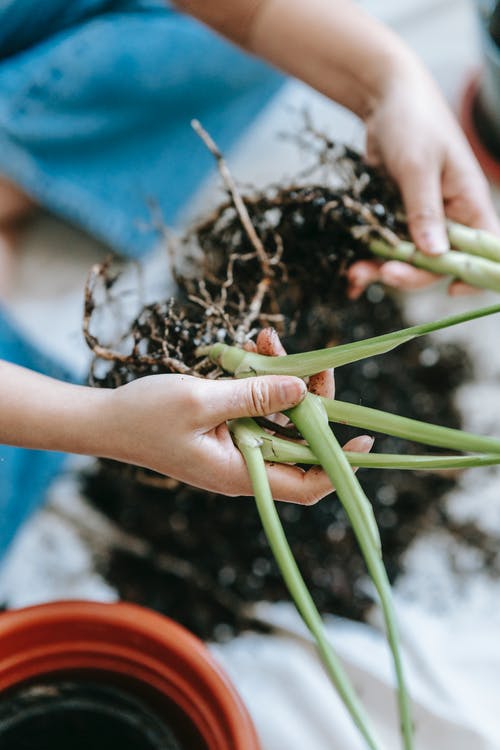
[84,286,471,641]
[83,140,473,642]
[0,680,198,750]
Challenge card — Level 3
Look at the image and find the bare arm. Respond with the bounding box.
[175,0,412,119]
[176,0,499,289]
[0,360,109,454]
[0,359,372,503]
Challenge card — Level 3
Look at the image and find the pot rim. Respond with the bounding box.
[0,600,260,750]
[460,70,500,184]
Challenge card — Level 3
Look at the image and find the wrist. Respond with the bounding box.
[44,383,112,458]
[360,44,425,120]
[0,361,115,458]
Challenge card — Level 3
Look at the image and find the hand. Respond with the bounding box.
[348,60,500,298]
[251,326,373,460]
[104,369,329,504]
[104,331,372,504]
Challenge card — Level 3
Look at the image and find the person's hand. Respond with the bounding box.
[251,326,373,457]
[104,369,330,504]
[103,332,372,504]
[348,60,500,298]
[246,327,335,399]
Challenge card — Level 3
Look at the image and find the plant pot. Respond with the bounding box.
[0,600,260,750]
[461,2,500,182]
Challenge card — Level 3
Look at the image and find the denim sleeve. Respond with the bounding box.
[0,3,284,258]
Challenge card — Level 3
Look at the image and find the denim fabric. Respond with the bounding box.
[0,1,284,256]
[0,1,284,557]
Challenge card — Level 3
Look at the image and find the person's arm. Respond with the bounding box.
[177,0,405,119]
[176,0,500,292]
[0,359,371,503]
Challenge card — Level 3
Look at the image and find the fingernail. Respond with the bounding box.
[360,435,375,450]
[419,228,449,256]
[280,378,306,404]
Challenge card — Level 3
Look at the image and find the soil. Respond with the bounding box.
[83,136,474,641]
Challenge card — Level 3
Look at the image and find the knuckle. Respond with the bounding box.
[407,205,443,225]
[399,154,427,176]
[301,489,323,506]
[247,380,271,416]
[452,187,490,218]
[181,384,205,416]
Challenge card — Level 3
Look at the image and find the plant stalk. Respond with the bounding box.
[231,418,382,750]
[287,394,414,750]
[256,428,500,469]
[369,238,500,292]
[197,302,500,377]
[447,221,500,264]
[322,399,500,454]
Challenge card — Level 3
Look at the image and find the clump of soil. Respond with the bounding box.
[83,131,472,641]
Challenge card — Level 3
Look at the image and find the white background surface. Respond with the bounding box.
[2,1,500,748]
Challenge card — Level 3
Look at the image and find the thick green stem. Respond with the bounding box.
[288,395,414,750]
[322,399,500,454]
[369,238,500,293]
[448,221,500,264]
[231,419,382,750]
[198,302,500,377]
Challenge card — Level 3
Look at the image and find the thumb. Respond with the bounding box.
[206,375,307,423]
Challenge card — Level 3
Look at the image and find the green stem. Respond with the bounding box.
[448,221,500,264]
[198,302,500,377]
[257,429,500,469]
[231,419,382,750]
[287,394,414,750]
[322,399,500,454]
[369,238,500,293]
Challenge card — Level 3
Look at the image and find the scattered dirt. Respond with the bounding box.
[83,132,473,641]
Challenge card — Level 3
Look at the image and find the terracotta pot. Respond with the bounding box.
[461,3,500,182]
[0,600,260,750]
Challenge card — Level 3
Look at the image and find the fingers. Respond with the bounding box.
[231,434,373,505]
[217,443,333,504]
[308,369,335,399]
[442,150,500,235]
[266,463,333,504]
[399,164,449,256]
[448,280,482,296]
[347,259,441,295]
[257,327,334,398]
[347,260,381,299]
[342,434,374,472]
[202,375,307,424]
[378,260,441,290]
[256,327,287,356]
[343,435,374,453]
[446,190,500,235]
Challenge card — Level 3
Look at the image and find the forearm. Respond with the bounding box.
[0,360,110,456]
[175,0,421,118]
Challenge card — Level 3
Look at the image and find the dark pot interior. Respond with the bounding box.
[0,677,205,750]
